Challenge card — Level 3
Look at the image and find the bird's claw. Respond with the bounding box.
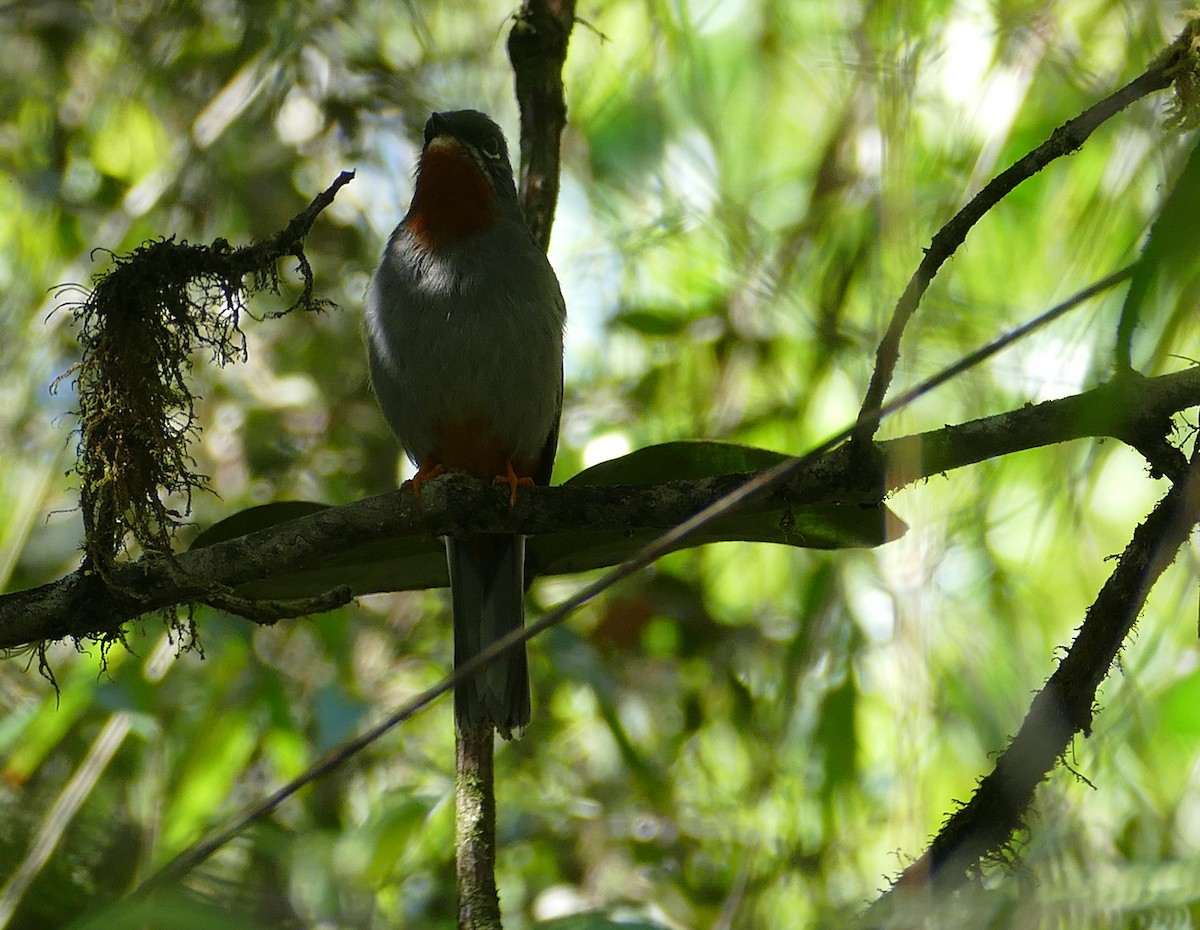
[403,462,445,499]
[494,460,533,506]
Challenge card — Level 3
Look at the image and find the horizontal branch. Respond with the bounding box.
[3,366,1198,650]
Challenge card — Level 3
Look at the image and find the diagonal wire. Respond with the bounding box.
[134,265,1132,895]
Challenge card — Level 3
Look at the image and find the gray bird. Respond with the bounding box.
[365,109,565,737]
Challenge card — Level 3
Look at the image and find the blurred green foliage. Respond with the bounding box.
[1,1,1199,928]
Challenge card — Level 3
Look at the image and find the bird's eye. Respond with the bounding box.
[481,136,502,160]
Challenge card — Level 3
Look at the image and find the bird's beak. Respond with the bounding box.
[424,111,457,150]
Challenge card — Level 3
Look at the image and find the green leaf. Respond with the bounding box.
[1115,134,1200,369]
[190,500,447,598]
[190,442,904,599]
[611,307,689,336]
[564,440,788,484]
[816,664,858,800]
[1159,668,1200,743]
[526,502,897,578]
[190,501,332,548]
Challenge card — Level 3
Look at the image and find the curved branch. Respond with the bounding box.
[851,23,1199,450]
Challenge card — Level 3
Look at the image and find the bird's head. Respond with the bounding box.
[404,109,520,251]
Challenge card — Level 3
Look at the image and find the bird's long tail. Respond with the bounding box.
[446,534,530,738]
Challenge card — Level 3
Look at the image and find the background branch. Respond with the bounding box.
[864,439,1200,924]
[850,22,1197,450]
[507,0,576,250]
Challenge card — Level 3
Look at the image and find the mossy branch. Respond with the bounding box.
[54,171,353,627]
[3,363,1199,650]
[862,440,1200,925]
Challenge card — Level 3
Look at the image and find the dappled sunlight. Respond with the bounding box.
[1,0,1199,927]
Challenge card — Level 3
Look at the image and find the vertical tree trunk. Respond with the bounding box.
[456,724,501,930]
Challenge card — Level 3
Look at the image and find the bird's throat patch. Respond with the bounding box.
[405,139,495,251]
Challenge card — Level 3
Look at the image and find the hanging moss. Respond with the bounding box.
[53,171,353,645]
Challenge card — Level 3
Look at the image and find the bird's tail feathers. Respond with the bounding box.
[446,534,530,737]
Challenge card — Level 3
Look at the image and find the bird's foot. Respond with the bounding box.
[403,462,445,499]
[494,459,534,506]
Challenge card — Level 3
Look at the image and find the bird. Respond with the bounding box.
[365,109,565,738]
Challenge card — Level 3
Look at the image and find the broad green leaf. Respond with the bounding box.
[190,500,447,598]
[563,439,788,484]
[526,503,897,578]
[189,501,333,547]
[539,441,901,575]
[189,442,903,600]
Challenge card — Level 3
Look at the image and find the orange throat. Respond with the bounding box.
[404,143,495,250]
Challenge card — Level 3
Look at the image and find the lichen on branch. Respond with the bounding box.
[1160,11,1200,129]
[56,172,354,590]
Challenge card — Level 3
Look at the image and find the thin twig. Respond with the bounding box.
[1115,133,1200,371]
[851,32,1194,452]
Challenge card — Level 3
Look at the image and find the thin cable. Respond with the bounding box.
[137,265,1132,893]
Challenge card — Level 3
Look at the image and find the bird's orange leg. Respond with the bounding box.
[403,461,445,499]
[494,459,534,506]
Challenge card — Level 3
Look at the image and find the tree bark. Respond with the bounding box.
[456,726,501,930]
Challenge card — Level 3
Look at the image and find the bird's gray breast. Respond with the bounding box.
[365,223,565,467]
